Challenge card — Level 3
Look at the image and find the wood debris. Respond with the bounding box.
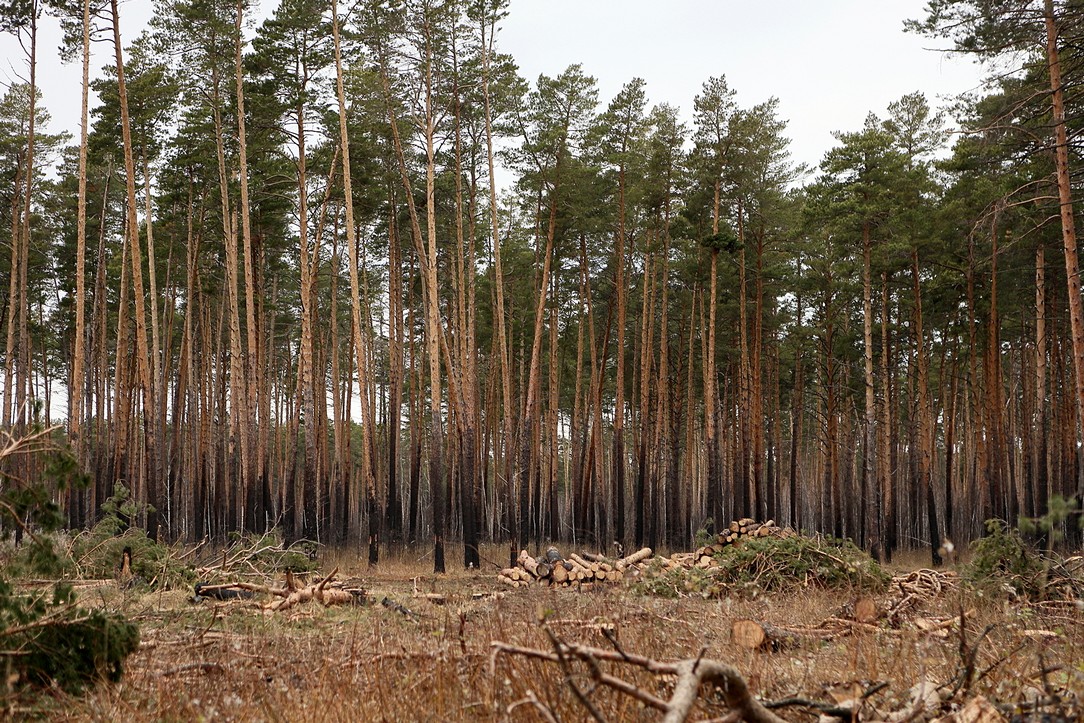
[495,518,792,588]
[192,568,366,612]
[498,545,653,588]
[691,518,791,566]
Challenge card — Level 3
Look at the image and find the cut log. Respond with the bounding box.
[551,564,569,584]
[544,546,563,564]
[731,619,800,651]
[854,596,879,624]
[517,550,552,579]
[568,553,594,572]
[731,619,767,650]
[616,547,653,569]
[317,588,357,606]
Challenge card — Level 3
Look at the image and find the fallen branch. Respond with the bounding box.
[381,596,420,620]
[193,570,364,611]
[492,636,786,723]
[158,662,226,677]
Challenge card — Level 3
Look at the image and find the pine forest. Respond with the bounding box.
[4,0,1084,575]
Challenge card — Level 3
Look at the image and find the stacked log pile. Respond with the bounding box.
[498,546,654,588]
[497,518,788,587]
[690,518,790,568]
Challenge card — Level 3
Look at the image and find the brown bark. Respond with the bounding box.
[479,7,516,564]
[862,222,880,559]
[235,0,261,529]
[333,0,376,558]
[880,272,895,558]
[386,196,404,540]
[913,248,939,565]
[70,0,92,464]
[613,152,629,544]
[111,0,159,535]
[634,248,654,545]
[1044,0,1084,500]
[4,152,22,429]
[15,7,36,434]
[1034,245,1049,520]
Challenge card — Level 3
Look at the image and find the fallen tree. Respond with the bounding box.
[192,568,366,612]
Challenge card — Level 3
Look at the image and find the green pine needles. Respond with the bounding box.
[0,580,139,696]
[0,427,139,703]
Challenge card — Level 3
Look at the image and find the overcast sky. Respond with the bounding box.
[500,0,984,172]
[0,0,985,176]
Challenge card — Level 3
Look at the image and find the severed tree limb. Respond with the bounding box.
[662,658,784,723]
[200,569,363,612]
[492,637,786,723]
[507,690,560,723]
[158,662,226,677]
[541,623,607,722]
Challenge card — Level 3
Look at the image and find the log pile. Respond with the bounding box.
[690,518,790,568]
[495,519,791,588]
[498,546,654,588]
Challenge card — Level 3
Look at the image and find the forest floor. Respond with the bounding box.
[18,544,1084,722]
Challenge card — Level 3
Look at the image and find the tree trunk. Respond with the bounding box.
[111,0,159,537]
[912,249,940,566]
[862,222,880,559]
[1044,0,1084,504]
[70,0,92,469]
[235,0,261,531]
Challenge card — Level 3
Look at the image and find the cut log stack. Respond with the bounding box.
[497,546,654,589]
[494,519,794,588]
[692,518,789,568]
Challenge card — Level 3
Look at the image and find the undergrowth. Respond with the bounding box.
[0,427,140,709]
[964,515,1084,600]
[67,485,194,588]
[635,534,889,599]
[704,535,889,596]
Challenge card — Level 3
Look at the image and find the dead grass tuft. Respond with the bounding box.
[18,542,1080,722]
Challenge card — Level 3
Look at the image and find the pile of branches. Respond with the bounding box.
[499,547,653,589]
[964,520,1084,601]
[688,533,889,597]
[194,531,319,580]
[730,568,963,651]
[495,520,886,598]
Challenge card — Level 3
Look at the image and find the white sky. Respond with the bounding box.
[499,0,984,172]
[0,0,984,178]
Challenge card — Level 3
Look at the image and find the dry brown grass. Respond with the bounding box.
[17,542,1084,722]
